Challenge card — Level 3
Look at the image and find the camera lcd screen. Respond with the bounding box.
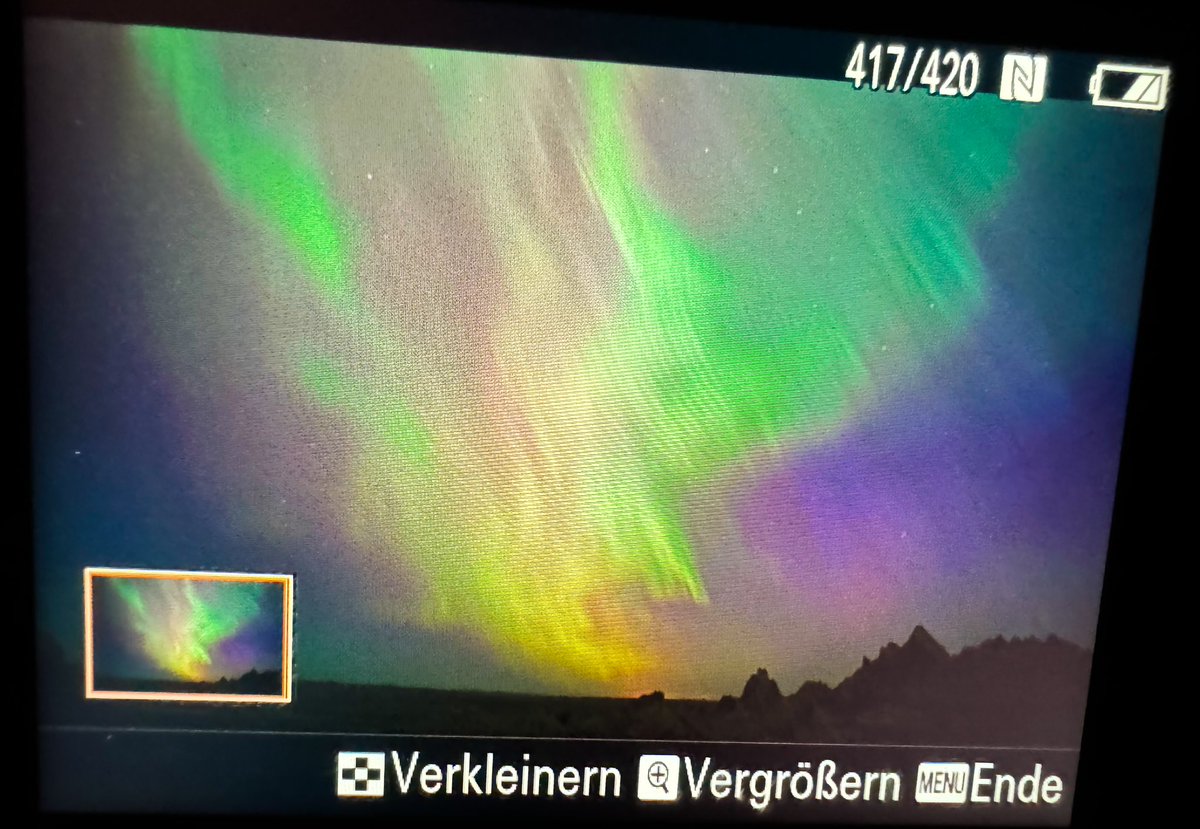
[26,3,1169,822]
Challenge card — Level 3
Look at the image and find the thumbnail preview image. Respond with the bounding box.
[85,570,290,701]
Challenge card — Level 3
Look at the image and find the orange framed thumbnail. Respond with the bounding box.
[83,567,294,704]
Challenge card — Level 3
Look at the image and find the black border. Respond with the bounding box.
[16,0,1182,102]
[18,1,1186,826]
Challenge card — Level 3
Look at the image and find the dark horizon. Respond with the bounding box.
[43,624,1093,748]
[48,624,1089,704]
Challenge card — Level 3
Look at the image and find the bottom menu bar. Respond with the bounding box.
[42,728,1077,823]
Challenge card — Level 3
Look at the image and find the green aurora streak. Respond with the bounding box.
[129,27,1027,689]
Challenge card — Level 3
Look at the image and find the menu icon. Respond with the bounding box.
[915,762,970,804]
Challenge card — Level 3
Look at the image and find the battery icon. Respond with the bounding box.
[1088,63,1170,111]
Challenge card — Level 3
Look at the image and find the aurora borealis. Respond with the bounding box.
[28,20,1162,699]
[91,575,285,684]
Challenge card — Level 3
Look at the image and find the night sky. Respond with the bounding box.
[27,20,1163,698]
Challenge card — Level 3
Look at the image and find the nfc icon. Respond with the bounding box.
[337,752,386,798]
[1000,53,1048,103]
[637,754,681,802]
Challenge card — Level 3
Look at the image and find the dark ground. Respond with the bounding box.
[42,625,1092,747]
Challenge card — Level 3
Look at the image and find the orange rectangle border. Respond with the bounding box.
[83,567,294,704]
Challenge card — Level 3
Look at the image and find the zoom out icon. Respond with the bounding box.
[337,751,386,798]
[1000,53,1048,103]
[637,754,681,802]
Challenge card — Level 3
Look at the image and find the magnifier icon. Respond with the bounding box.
[646,760,671,792]
[637,754,680,802]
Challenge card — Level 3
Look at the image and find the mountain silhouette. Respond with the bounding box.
[793,626,1091,745]
[42,626,1091,747]
[833,623,952,710]
[741,668,784,710]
